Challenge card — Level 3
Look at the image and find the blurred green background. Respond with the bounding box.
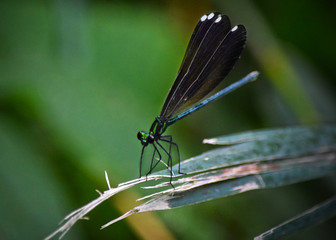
[1,0,335,239]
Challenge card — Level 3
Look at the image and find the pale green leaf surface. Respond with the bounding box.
[154,125,336,175]
[46,125,336,239]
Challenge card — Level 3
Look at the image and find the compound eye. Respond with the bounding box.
[137,131,143,140]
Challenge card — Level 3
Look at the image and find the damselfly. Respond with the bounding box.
[137,12,257,186]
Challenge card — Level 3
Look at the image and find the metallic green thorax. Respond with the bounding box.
[137,117,168,146]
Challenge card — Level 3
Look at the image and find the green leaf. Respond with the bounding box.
[254,196,336,240]
[45,125,336,239]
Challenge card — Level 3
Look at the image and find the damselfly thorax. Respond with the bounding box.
[137,117,168,147]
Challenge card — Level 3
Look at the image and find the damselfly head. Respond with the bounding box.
[137,131,154,146]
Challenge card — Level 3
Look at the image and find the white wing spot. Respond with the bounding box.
[200,14,207,22]
[215,16,222,23]
[207,13,215,20]
[231,25,238,32]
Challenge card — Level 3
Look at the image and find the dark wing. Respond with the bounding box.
[160,12,232,120]
[160,12,246,121]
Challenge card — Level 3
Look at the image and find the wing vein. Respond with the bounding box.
[167,27,235,117]
[160,14,217,118]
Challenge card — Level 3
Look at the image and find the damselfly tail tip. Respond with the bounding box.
[249,71,260,81]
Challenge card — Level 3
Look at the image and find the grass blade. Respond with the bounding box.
[46,125,336,239]
[254,196,336,240]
